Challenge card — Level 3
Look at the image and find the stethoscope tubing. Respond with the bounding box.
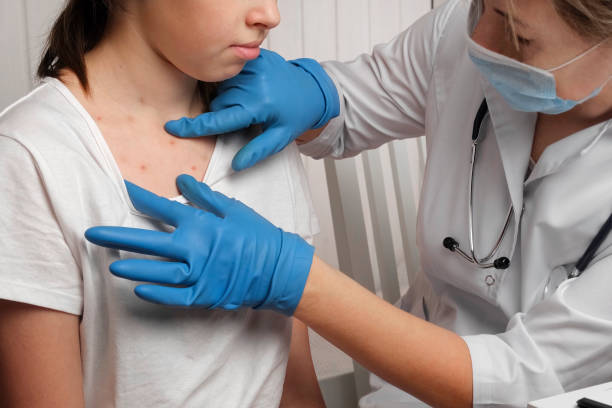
[468,108,513,265]
[570,212,612,278]
[443,99,512,270]
[446,99,612,282]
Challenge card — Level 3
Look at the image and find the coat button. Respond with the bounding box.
[485,275,496,286]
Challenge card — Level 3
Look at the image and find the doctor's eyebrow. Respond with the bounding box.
[494,8,530,29]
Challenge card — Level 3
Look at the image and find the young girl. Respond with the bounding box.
[0,1,324,406]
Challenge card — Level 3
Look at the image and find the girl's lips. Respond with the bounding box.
[232,45,261,60]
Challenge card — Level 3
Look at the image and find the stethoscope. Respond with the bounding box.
[443,99,512,270]
[443,99,612,282]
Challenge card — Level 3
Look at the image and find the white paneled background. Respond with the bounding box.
[1,0,445,406]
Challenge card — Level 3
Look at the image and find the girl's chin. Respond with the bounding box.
[187,61,246,83]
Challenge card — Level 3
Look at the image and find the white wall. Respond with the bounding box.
[0,0,437,395]
[0,0,64,110]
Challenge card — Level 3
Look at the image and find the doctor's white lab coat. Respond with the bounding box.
[299,0,612,406]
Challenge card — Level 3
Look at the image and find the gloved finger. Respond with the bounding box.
[85,226,181,259]
[208,87,249,112]
[125,181,193,227]
[176,174,233,218]
[109,259,194,285]
[134,284,209,307]
[231,127,292,172]
[165,106,254,138]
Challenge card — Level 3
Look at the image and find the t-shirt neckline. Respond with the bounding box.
[42,77,223,216]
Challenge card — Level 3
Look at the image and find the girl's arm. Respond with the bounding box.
[295,257,473,408]
[280,319,326,407]
[0,300,84,407]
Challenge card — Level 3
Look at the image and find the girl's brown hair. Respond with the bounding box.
[38,0,215,104]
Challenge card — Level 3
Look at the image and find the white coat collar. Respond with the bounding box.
[525,120,612,184]
[466,10,536,230]
[481,78,537,232]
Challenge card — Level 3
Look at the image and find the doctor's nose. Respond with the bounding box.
[247,0,281,30]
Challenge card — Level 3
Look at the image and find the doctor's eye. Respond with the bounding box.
[516,35,532,46]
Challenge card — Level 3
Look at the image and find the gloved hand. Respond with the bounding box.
[165,49,340,172]
[84,175,315,316]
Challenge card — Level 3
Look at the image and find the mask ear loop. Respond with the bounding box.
[548,40,606,72]
[547,39,611,102]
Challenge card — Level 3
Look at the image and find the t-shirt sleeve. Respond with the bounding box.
[0,135,83,315]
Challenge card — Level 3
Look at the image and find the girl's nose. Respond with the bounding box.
[247,0,281,30]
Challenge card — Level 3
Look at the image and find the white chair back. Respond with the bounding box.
[265,1,438,405]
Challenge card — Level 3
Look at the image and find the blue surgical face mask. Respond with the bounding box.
[467,31,610,115]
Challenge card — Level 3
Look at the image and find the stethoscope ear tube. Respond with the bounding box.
[442,99,513,271]
[443,237,510,270]
[443,237,459,251]
[446,98,612,281]
[493,257,510,270]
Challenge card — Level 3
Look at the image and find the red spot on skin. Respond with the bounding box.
[169,140,176,145]
[140,164,147,171]
[139,97,145,104]
[191,165,197,171]
[96,116,102,121]
[127,115,135,122]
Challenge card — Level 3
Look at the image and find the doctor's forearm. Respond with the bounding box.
[295,256,473,408]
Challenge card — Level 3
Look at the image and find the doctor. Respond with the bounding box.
[85,0,612,406]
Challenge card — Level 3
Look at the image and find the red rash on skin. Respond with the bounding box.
[140,164,147,171]
[169,140,176,145]
[191,165,197,171]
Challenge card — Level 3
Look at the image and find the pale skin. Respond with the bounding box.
[0,0,325,406]
[296,1,611,407]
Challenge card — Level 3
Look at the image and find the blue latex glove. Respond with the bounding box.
[84,175,314,316]
[165,49,340,172]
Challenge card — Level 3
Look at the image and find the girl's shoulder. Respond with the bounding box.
[0,78,96,155]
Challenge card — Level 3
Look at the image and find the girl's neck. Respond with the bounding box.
[77,12,203,120]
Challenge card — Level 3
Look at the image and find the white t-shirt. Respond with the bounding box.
[0,77,319,407]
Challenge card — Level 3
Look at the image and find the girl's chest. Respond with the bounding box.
[98,121,217,198]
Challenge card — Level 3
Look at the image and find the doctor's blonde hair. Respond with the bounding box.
[506,0,612,47]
